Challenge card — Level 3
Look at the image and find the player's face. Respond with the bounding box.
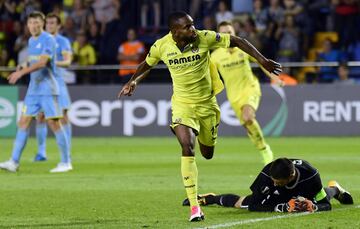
[218,25,235,36]
[27,17,44,37]
[174,15,197,43]
[271,171,296,187]
[46,17,60,35]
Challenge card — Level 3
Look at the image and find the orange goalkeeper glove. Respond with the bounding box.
[274,197,318,213]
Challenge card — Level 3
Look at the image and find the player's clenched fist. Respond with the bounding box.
[118,81,137,98]
[293,197,317,212]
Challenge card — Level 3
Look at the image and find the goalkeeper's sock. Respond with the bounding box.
[181,156,199,207]
[209,194,240,207]
[11,128,29,163]
[36,122,48,158]
[246,120,266,150]
[325,187,340,200]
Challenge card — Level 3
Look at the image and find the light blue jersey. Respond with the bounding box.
[27,31,59,96]
[54,34,72,110]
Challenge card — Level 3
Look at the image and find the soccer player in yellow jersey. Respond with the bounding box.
[211,21,284,165]
[118,12,282,222]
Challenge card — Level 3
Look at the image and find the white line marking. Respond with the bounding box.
[196,205,360,229]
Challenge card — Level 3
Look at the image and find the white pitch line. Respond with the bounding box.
[195,205,360,229]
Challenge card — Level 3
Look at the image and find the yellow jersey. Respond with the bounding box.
[210,47,261,104]
[145,30,230,103]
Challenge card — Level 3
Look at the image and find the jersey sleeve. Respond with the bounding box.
[305,173,324,201]
[145,41,161,66]
[62,38,73,54]
[247,166,279,212]
[202,30,230,50]
[41,37,55,58]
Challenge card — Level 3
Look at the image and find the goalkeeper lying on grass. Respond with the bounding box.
[183,158,353,212]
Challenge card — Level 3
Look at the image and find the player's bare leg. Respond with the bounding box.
[242,105,273,165]
[198,142,214,159]
[0,115,33,172]
[174,125,196,157]
[34,112,47,161]
[174,125,204,222]
[61,110,69,127]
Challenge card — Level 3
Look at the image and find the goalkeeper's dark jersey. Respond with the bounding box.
[244,159,327,212]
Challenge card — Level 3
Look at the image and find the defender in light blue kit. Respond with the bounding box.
[0,11,71,173]
[34,13,73,167]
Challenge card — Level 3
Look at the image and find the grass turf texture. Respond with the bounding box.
[0,137,359,228]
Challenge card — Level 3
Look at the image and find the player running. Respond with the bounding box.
[33,13,73,172]
[211,21,284,165]
[0,11,71,173]
[118,12,281,222]
[183,158,354,212]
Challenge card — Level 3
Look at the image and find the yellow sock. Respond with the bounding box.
[181,156,199,207]
[246,120,266,150]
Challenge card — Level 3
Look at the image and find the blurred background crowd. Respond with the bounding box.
[0,0,359,84]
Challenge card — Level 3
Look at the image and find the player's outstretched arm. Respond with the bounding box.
[117,61,152,98]
[8,55,50,84]
[230,36,282,76]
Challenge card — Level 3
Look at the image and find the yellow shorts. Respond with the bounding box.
[231,87,261,125]
[170,97,220,147]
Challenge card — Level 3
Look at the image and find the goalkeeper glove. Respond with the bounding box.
[274,197,318,213]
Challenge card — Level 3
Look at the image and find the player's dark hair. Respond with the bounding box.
[27,11,45,22]
[217,21,233,30]
[270,158,295,180]
[46,13,61,25]
[168,11,188,29]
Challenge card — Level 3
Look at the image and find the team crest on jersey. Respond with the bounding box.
[216,33,221,42]
[167,52,178,57]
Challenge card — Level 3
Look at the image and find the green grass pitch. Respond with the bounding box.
[0,137,359,228]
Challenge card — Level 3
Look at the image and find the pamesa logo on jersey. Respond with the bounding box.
[168,54,201,65]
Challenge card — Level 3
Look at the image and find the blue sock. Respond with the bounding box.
[11,128,29,163]
[36,122,47,157]
[63,123,72,150]
[54,128,70,163]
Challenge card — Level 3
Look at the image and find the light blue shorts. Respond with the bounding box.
[59,84,71,111]
[23,95,63,119]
